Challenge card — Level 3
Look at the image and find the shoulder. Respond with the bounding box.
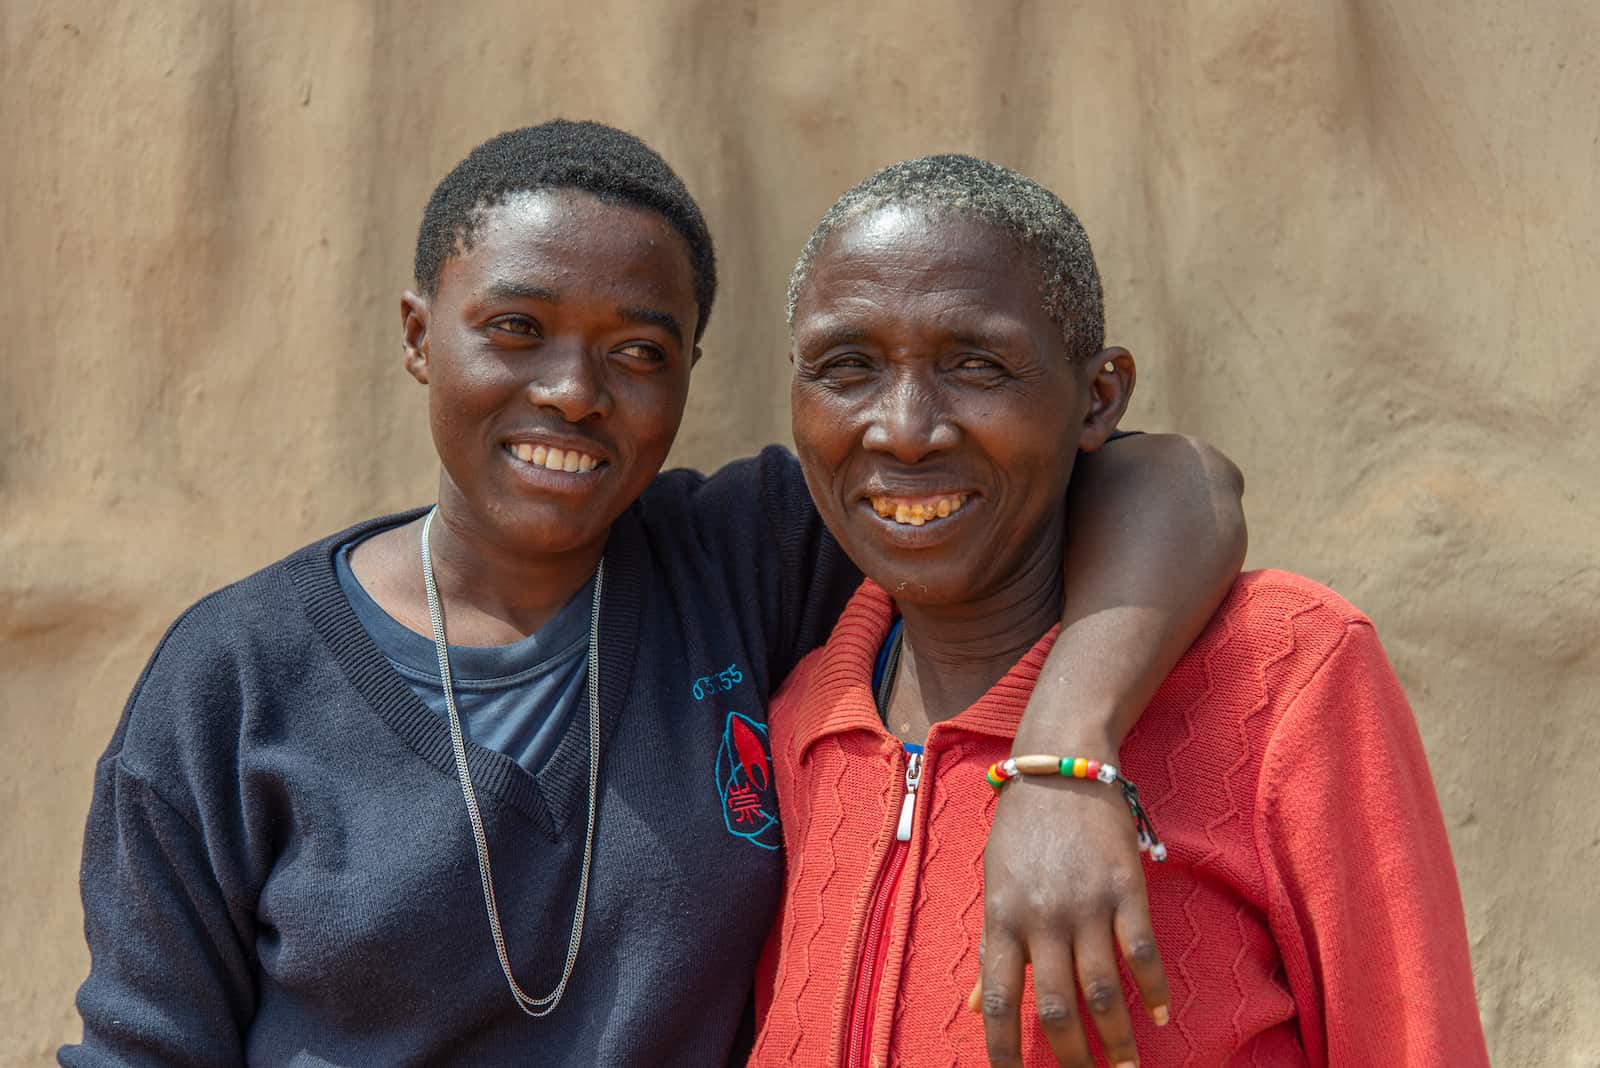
[1194,570,1410,746]
[110,512,416,787]
[1204,569,1375,665]
[1215,569,1370,634]
[155,511,414,671]
[1147,570,1387,744]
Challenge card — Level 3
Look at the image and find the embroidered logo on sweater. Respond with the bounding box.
[716,711,780,850]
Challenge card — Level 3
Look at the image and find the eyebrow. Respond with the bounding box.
[616,305,684,347]
[798,323,872,351]
[481,281,562,304]
[947,329,1005,350]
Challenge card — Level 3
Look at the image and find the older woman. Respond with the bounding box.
[62,125,1243,1066]
[751,156,1487,1068]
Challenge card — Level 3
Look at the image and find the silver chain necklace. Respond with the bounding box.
[420,506,601,1017]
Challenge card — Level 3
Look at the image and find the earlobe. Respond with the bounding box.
[1077,347,1136,452]
[401,291,430,385]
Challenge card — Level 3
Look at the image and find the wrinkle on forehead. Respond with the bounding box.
[792,209,1046,341]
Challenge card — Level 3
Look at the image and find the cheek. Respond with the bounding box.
[614,375,690,459]
[790,383,851,467]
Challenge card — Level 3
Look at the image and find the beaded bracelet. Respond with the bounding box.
[986,755,1168,863]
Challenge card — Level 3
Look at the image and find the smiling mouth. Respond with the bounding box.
[867,493,970,527]
[506,442,605,474]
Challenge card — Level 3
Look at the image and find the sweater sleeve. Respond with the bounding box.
[660,446,860,685]
[753,446,861,678]
[60,759,254,1067]
[1256,619,1488,1068]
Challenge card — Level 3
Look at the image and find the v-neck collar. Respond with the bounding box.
[284,508,644,841]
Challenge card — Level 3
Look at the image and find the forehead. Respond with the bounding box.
[441,189,698,314]
[794,206,1052,338]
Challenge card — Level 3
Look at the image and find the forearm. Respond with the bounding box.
[1016,433,1246,752]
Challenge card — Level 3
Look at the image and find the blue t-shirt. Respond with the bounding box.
[333,535,595,775]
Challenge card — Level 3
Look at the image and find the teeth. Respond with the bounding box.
[871,494,969,526]
[509,444,601,474]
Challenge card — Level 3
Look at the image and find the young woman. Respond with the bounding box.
[751,154,1487,1068]
[62,124,1244,1066]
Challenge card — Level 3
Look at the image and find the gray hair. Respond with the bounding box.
[787,154,1104,361]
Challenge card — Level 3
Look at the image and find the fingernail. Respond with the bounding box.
[1153,1004,1170,1026]
[1116,1061,1137,1068]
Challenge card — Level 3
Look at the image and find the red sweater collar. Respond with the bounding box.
[791,580,1062,758]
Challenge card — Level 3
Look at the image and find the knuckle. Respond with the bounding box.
[980,989,1016,1019]
[1126,938,1161,967]
[1023,886,1056,913]
[1084,979,1121,1016]
[983,892,1011,919]
[1034,993,1078,1028]
[1106,866,1142,898]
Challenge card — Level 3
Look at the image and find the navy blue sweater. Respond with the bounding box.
[62,447,858,1067]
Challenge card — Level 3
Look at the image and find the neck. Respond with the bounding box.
[424,483,605,644]
[893,534,1063,725]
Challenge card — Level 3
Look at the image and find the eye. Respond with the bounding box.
[955,354,1002,371]
[487,315,541,337]
[614,341,665,364]
[819,352,873,373]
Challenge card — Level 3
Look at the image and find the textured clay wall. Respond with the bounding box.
[3,2,1596,1064]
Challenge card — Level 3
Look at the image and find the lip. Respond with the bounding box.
[500,439,611,490]
[501,432,611,464]
[852,493,982,547]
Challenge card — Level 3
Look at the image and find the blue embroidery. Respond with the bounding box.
[691,663,744,702]
[715,711,780,850]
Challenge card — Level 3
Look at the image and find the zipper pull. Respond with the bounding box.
[895,752,924,842]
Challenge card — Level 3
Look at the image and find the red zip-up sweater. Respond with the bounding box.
[751,571,1487,1067]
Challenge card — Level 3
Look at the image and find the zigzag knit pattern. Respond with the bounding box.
[749,571,1488,1067]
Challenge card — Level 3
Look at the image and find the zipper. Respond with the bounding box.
[844,750,923,1068]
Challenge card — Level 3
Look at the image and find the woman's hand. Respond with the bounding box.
[972,432,1241,1065]
[971,770,1168,1068]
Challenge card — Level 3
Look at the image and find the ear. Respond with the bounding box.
[1075,346,1135,452]
[690,344,704,369]
[401,291,431,384]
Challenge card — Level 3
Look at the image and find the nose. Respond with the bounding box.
[525,342,612,423]
[860,370,958,463]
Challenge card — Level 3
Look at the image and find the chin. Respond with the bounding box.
[861,562,973,606]
[497,508,612,558]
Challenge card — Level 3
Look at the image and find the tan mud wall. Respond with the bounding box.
[3,2,1596,1063]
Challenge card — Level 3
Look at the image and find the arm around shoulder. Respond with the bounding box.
[1019,431,1247,750]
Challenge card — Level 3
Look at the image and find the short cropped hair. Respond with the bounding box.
[787,154,1104,361]
[414,120,717,340]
